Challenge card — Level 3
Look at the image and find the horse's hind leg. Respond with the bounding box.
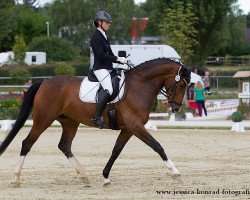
[11,116,56,187]
[103,130,132,186]
[57,116,90,186]
[134,124,180,176]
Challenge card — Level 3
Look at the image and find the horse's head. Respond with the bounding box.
[163,65,191,112]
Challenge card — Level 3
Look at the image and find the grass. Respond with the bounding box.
[0,88,23,92]
[207,92,238,100]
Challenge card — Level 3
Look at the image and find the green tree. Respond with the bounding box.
[159,1,198,64]
[226,5,247,56]
[140,0,169,36]
[28,36,80,62]
[192,0,237,64]
[142,0,237,64]
[0,1,15,51]
[23,0,39,7]
[246,12,250,28]
[0,0,14,8]
[0,5,48,51]
[12,35,28,64]
[48,0,136,54]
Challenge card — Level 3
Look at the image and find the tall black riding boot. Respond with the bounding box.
[92,89,111,129]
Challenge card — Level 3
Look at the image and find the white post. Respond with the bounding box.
[46,22,50,38]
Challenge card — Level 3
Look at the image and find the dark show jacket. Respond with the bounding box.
[90,29,117,71]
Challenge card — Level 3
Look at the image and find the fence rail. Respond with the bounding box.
[206,56,250,66]
[0,75,238,93]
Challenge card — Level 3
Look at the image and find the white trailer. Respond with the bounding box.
[0,51,14,66]
[0,51,46,66]
[90,45,181,68]
[24,52,46,65]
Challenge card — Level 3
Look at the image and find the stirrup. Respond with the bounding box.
[92,116,106,129]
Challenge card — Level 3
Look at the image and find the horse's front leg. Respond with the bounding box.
[103,130,132,186]
[134,124,180,176]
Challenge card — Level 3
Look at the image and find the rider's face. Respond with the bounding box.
[100,21,111,31]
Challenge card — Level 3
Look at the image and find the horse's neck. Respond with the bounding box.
[136,64,172,88]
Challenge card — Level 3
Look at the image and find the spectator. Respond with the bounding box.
[23,79,32,98]
[194,81,207,117]
[187,83,195,101]
[203,71,211,94]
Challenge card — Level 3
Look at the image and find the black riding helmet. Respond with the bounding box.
[94,11,112,23]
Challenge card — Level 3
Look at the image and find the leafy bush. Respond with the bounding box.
[28,36,80,62]
[10,68,31,84]
[176,102,187,120]
[237,102,250,116]
[0,99,22,119]
[72,62,90,76]
[0,61,89,85]
[4,107,19,119]
[237,102,250,120]
[231,111,243,122]
[150,98,158,112]
[0,98,22,108]
[54,63,76,76]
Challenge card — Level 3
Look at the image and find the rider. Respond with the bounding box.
[90,11,127,129]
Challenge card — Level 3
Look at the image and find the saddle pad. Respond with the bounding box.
[79,71,125,103]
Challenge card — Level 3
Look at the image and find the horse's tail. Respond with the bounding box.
[0,81,43,156]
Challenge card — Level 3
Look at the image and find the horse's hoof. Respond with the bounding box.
[11,181,21,188]
[103,178,110,186]
[172,172,181,177]
[171,167,180,175]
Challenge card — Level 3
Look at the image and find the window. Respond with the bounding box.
[32,56,36,63]
[118,51,126,57]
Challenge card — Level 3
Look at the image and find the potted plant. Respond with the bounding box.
[231,111,245,133]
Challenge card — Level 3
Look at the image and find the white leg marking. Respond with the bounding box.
[69,157,90,186]
[11,156,26,187]
[165,159,180,175]
[103,178,110,186]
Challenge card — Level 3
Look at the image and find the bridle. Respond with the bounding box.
[161,65,190,105]
[131,64,190,106]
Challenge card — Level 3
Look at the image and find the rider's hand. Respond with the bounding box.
[117,57,127,64]
[116,65,129,70]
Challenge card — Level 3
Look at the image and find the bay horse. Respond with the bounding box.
[0,58,191,187]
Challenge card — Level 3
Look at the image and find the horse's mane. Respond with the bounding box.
[133,57,184,71]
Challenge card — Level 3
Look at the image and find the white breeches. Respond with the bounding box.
[94,69,113,95]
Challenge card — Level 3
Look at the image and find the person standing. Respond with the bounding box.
[23,78,32,98]
[203,71,211,94]
[187,83,195,101]
[89,11,127,129]
[194,81,207,117]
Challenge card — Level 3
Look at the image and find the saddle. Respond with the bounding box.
[79,70,126,130]
[79,70,125,104]
[88,69,123,102]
